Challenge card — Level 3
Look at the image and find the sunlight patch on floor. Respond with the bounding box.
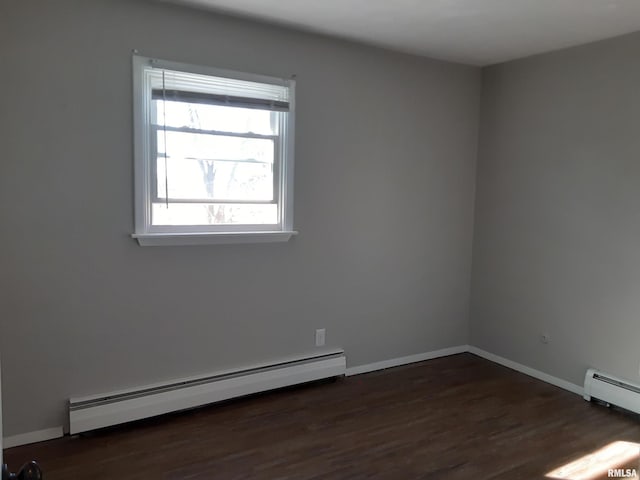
[546,441,639,480]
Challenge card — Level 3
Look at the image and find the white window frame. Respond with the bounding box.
[131,55,297,246]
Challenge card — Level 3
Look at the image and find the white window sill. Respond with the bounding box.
[132,231,298,246]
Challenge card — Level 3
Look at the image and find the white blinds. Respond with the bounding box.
[146,66,291,111]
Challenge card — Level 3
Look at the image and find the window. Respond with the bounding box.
[132,55,296,246]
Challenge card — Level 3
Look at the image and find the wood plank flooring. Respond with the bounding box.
[4,353,640,479]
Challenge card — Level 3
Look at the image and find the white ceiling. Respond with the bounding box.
[166,0,640,65]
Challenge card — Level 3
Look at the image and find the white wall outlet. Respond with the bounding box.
[540,333,550,344]
[315,328,326,347]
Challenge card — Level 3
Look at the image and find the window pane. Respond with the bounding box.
[157,131,274,163]
[155,100,278,135]
[155,131,274,202]
[152,203,278,225]
[156,156,273,201]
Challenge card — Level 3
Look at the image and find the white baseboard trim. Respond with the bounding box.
[468,346,583,396]
[346,345,469,376]
[1,347,582,448]
[345,344,583,397]
[3,426,64,449]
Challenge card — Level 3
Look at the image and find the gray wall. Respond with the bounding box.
[471,32,640,387]
[0,0,480,436]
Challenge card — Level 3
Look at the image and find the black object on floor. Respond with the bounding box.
[2,461,43,480]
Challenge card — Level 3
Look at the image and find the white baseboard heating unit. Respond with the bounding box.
[583,368,640,415]
[69,350,346,435]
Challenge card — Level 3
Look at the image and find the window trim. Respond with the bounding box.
[131,231,297,247]
[132,55,297,246]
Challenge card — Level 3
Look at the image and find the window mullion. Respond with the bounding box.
[155,199,276,205]
[151,124,277,141]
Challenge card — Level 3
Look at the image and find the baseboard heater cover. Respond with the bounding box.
[69,350,346,435]
[583,368,640,414]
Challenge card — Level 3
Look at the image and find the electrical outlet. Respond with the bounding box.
[540,333,550,344]
[315,328,326,347]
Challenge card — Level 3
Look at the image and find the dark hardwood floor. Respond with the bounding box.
[5,353,640,479]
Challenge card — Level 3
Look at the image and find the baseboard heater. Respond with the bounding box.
[69,350,346,435]
[583,368,640,414]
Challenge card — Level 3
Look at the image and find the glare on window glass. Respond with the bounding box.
[156,155,274,202]
[157,131,274,163]
[152,100,281,226]
[152,203,278,226]
[155,100,278,135]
